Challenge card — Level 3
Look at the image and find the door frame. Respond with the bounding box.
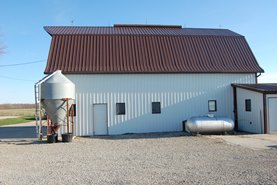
[93,103,108,135]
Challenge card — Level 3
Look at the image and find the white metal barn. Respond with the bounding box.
[43,24,264,136]
[232,84,277,134]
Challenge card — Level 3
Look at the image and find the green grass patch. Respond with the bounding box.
[0,116,36,126]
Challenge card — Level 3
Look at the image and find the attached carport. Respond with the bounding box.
[232,83,277,134]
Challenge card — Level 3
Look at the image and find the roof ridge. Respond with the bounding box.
[113,24,182,29]
[44,26,242,37]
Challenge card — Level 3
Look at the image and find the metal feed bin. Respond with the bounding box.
[40,70,75,142]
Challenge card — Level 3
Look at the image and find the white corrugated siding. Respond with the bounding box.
[237,88,263,133]
[266,94,277,133]
[66,73,256,136]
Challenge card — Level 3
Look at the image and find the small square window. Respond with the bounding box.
[245,99,251,112]
[208,100,217,112]
[152,102,161,114]
[116,103,125,115]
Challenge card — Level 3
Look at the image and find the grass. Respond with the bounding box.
[0,116,36,126]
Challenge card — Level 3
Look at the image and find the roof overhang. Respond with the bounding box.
[232,83,277,94]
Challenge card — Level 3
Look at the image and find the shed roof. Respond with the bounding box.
[232,83,277,94]
[44,24,264,74]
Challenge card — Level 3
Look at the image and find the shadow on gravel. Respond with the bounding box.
[84,131,192,140]
[83,131,246,140]
[268,145,277,149]
[0,140,42,145]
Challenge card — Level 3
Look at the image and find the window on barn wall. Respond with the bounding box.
[245,99,251,112]
[116,103,125,115]
[208,100,217,112]
[152,102,161,114]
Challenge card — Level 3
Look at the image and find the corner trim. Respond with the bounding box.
[263,94,268,134]
[233,86,238,131]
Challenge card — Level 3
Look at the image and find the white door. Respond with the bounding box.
[93,104,108,135]
[268,98,277,133]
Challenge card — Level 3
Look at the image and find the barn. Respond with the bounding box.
[232,83,277,134]
[43,24,264,136]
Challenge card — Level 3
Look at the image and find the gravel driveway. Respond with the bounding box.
[0,132,277,185]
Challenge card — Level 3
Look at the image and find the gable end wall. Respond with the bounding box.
[66,73,256,136]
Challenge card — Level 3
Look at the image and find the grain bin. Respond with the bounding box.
[185,115,234,134]
[40,70,75,135]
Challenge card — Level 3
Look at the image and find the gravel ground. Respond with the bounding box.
[0,132,277,185]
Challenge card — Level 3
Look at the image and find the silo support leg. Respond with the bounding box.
[66,99,69,134]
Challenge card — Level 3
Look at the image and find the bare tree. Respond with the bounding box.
[0,33,5,55]
[0,45,4,55]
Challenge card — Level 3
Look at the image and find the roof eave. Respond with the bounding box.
[44,26,53,36]
[232,83,277,94]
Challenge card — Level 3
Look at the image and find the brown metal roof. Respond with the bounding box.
[232,84,277,94]
[44,25,264,74]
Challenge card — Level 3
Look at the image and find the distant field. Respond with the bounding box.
[0,109,36,126]
[0,104,35,110]
[0,104,37,126]
[0,109,35,117]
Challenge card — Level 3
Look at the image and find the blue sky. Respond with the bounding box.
[0,0,276,103]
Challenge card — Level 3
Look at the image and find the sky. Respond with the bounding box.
[0,0,276,103]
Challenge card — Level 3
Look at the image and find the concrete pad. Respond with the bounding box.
[209,134,277,150]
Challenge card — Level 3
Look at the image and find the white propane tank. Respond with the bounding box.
[185,116,234,133]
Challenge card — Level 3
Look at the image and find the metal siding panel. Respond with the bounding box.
[237,38,257,71]
[66,73,255,136]
[67,36,74,72]
[237,88,263,133]
[81,36,87,72]
[161,36,173,72]
[63,36,70,71]
[266,94,277,133]
[185,37,198,71]
[142,36,149,71]
[86,36,92,72]
[171,36,182,71]
[200,37,214,71]
[88,36,95,71]
[78,36,84,71]
[147,36,156,71]
[122,36,128,72]
[228,38,247,72]
[156,36,166,71]
[207,37,221,71]
[177,37,192,71]
[71,36,78,72]
[51,36,60,71]
[98,36,103,71]
[45,36,55,72]
[115,36,120,72]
